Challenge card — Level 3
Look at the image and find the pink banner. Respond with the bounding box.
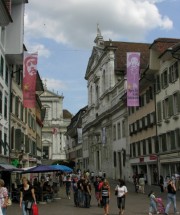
[23,52,38,108]
[127,52,140,106]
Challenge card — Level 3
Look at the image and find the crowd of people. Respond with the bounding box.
[0,169,179,215]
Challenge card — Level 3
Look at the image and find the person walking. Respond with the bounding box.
[0,179,8,215]
[139,174,145,194]
[115,179,128,215]
[148,190,159,215]
[20,177,36,215]
[94,177,101,207]
[65,175,71,199]
[83,178,91,208]
[100,179,110,215]
[159,176,164,193]
[164,179,179,215]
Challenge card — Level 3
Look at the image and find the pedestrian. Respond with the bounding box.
[100,179,110,215]
[132,172,138,193]
[115,179,128,215]
[72,176,79,207]
[159,175,164,193]
[148,190,159,215]
[0,179,8,215]
[20,177,37,215]
[94,177,101,207]
[164,179,179,215]
[139,174,145,194]
[77,175,84,207]
[65,175,71,199]
[83,178,91,208]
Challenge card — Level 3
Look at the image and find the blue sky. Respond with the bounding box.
[24,0,180,115]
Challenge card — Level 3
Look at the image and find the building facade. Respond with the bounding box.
[82,27,150,179]
[40,87,72,164]
[0,0,28,164]
[149,39,180,179]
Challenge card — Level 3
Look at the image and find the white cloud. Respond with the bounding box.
[25,0,173,48]
[42,78,68,92]
[27,43,51,58]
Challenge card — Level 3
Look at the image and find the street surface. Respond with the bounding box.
[7,181,180,215]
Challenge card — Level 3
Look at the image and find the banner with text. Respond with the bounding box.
[127,52,140,107]
[23,52,38,108]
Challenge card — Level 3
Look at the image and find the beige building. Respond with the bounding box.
[149,38,180,179]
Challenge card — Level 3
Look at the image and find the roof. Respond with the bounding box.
[63,109,73,119]
[150,38,180,54]
[104,41,150,71]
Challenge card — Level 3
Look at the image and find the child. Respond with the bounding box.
[148,190,159,215]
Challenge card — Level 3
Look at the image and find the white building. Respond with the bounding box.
[40,86,72,163]
[82,27,150,179]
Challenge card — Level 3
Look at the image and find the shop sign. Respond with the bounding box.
[150,155,157,160]
[139,157,144,163]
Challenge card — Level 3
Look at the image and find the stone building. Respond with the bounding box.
[40,86,72,164]
[82,27,150,179]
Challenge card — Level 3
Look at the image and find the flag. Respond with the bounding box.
[23,52,38,108]
[127,52,140,106]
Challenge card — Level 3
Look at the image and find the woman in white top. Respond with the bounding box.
[115,179,128,215]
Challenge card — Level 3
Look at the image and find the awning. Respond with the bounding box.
[0,163,21,171]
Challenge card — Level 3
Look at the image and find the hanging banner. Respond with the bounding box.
[102,127,106,146]
[23,52,38,108]
[127,52,140,106]
[77,128,82,144]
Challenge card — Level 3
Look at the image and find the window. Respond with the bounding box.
[43,146,49,159]
[169,131,176,150]
[4,97,7,119]
[0,130,2,154]
[175,129,180,148]
[173,92,180,115]
[5,66,8,85]
[113,151,117,167]
[20,103,23,121]
[0,90,2,115]
[117,123,121,139]
[113,124,116,141]
[169,61,179,83]
[155,74,161,93]
[161,134,167,152]
[96,85,99,106]
[154,136,159,153]
[148,138,152,154]
[163,98,169,119]
[132,143,136,157]
[142,140,146,155]
[149,86,154,100]
[157,101,162,122]
[0,56,4,77]
[161,69,168,88]
[122,120,126,137]
[11,127,14,150]
[4,133,7,155]
[137,142,141,156]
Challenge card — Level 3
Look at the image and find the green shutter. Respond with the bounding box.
[15,129,21,151]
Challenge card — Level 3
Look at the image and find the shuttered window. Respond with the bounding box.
[15,129,21,151]
[157,101,162,122]
[155,75,161,93]
[148,138,152,154]
[169,61,179,82]
[0,91,2,114]
[4,97,7,119]
[175,129,180,148]
[15,96,19,117]
[161,134,167,152]
[0,56,4,77]
[142,140,146,155]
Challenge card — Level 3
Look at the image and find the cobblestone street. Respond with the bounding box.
[7,181,180,215]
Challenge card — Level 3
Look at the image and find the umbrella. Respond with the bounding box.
[51,164,73,173]
[22,165,57,173]
[0,163,21,172]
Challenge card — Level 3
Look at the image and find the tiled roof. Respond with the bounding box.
[150,38,180,54]
[104,41,150,71]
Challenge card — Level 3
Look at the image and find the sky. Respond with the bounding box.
[24,0,180,115]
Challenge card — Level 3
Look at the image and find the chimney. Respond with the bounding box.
[4,0,11,14]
